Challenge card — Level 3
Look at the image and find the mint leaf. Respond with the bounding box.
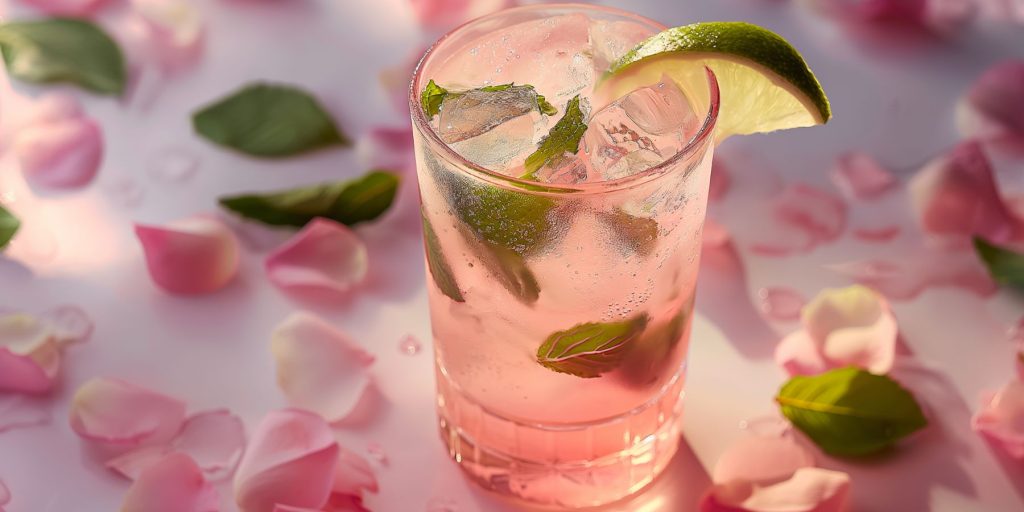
[536,94,558,116]
[537,315,649,378]
[973,237,1024,288]
[193,83,348,157]
[602,209,658,256]
[0,204,19,249]
[777,367,928,456]
[220,170,398,227]
[472,239,540,304]
[0,18,126,95]
[620,308,688,386]
[422,215,465,303]
[522,95,588,179]
[421,79,448,117]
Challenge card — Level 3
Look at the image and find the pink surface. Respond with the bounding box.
[0,1,1023,511]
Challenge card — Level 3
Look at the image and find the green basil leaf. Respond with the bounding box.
[602,209,658,256]
[522,95,588,179]
[973,237,1024,288]
[421,79,448,117]
[219,170,398,227]
[422,215,465,303]
[0,18,126,95]
[0,204,19,249]
[193,83,348,157]
[536,314,649,378]
[777,367,928,456]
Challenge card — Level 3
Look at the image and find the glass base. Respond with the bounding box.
[436,364,686,509]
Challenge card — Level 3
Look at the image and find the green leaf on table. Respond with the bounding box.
[776,367,928,457]
[0,18,126,95]
[0,204,19,250]
[973,237,1024,288]
[219,170,398,227]
[602,209,658,256]
[536,314,650,378]
[419,80,558,118]
[193,83,349,157]
[422,214,465,303]
[522,95,588,179]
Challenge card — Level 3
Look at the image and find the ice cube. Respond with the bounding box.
[531,153,589,185]
[437,86,540,144]
[621,75,700,135]
[449,113,542,172]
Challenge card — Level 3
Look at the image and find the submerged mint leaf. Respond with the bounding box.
[421,79,449,117]
[602,209,658,256]
[220,170,398,227]
[0,204,19,249]
[193,83,348,157]
[620,308,688,386]
[476,240,540,304]
[522,95,588,179]
[777,367,928,456]
[422,215,465,303]
[419,80,557,119]
[537,314,649,378]
[0,18,126,95]
[973,237,1024,288]
[536,94,558,116]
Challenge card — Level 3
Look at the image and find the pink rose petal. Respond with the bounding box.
[712,435,815,485]
[0,313,62,394]
[973,380,1024,458]
[15,115,103,189]
[120,453,219,512]
[135,215,240,295]
[234,409,340,512]
[803,285,897,374]
[702,467,851,512]
[107,445,174,480]
[70,377,187,447]
[758,287,806,322]
[958,60,1024,141]
[332,447,379,496]
[0,394,51,433]
[748,184,847,256]
[831,152,897,200]
[852,225,901,242]
[172,409,246,481]
[828,246,997,301]
[272,312,375,424]
[709,157,732,202]
[24,92,83,125]
[265,219,369,299]
[775,331,831,377]
[908,140,1023,244]
[41,304,94,344]
[132,0,203,50]
[18,0,109,16]
[410,0,516,30]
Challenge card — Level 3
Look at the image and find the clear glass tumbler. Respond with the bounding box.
[410,4,720,508]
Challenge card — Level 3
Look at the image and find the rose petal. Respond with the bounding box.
[272,312,375,423]
[18,0,109,16]
[107,445,174,480]
[409,0,515,29]
[265,219,369,299]
[709,157,732,202]
[958,60,1024,141]
[15,116,103,189]
[0,394,51,433]
[831,152,897,200]
[702,467,851,512]
[132,0,203,50]
[70,377,187,447]
[172,409,246,481]
[713,435,815,486]
[749,184,846,256]
[908,140,1022,244]
[325,494,370,512]
[135,215,240,295]
[851,226,901,242]
[0,313,62,393]
[120,453,219,512]
[973,380,1024,458]
[801,285,898,374]
[828,248,997,301]
[24,92,83,125]
[332,446,378,496]
[234,409,340,512]
[40,305,94,344]
[775,331,831,377]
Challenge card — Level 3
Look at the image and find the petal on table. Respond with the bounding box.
[958,60,1024,141]
[750,184,846,256]
[702,467,851,512]
[828,248,997,301]
[69,377,187,447]
[712,435,815,486]
[120,453,219,512]
[851,226,901,243]
[908,140,1022,243]
[233,409,340,512]
[265,219,369,299]
[409,0,515,30]
[0,313,62,393]
[272,312,375,424]
[135,215,240,295]
[18,0,109,16]
[41,304,94,345]
[801,285,898,374]
[15,117,103,189]
[973,380,1024,459]
[24,92,83,125]
[0,394,51,433]
[173,409,247,481]
[830,152,897,200]
[775,331,831,377]
[132,0,203,50]
[332,446,379,496]
[107,445,174,480]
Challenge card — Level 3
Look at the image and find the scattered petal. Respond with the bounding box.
[272,312,375,424]
[107,445,174,480]
[828,248,997,300]
[748,184,846,256]
[18,0,110,16]
[24,92,83,125]
[958,60,1024,141]
[233,409,339,512]
[852,225,901,242]
[265,219,369,299]
[135,215,240,295]
[831,152,897,200]
[409,0,515,30]
[332,446,378,497]
[173,409,246,481]
[712,435,815,485]
[709,157,732,202]
[41,305,94,344]
[70,377,186,447]
[0,394,51,432]
[132,0,203,50]
[15,115,103,189]
[121,453,219,512]
[973,380,1024,458]
[908,140,1022,244]
[0,313,62,393]
[758,287,806,322]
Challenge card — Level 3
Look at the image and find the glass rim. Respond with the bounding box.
[409,2,721,195]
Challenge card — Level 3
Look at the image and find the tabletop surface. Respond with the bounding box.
[0,0,1023,511]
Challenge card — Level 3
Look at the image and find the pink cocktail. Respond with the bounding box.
[410,4,719,508]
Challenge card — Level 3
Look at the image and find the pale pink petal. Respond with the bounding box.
[107,445,174,480]
[135,215,240,295]
[265,219,369,299]
[69,377,186,447]
[852,226,901,242]
[973,380,1024,458]
[234,409,340,512]
[378,47,427,115]
[908,140,1022,244]
[712,435,815,485]
[41,304,94,345]
[272,312,375,424]
[828,248,997,301]
[0,313,62,393]
[801,285,898,374]
[24,92,83,125]
[173,409,246,481]
[410,0,515,30]
[356,127,415,173]
[0,394,51,432]
[775,331,831,377]
[120,453,219,512]
[702,468,851,512]
[758,287,806,322]
[132,0,203,51]
[749,184,846,256]
[15,116,103,189]
[18,0,109,16]
[831,152,897,200]
[709,157,732,202]
[958,60,1024,141]
[332,447,379,496]
[325,494,370,512]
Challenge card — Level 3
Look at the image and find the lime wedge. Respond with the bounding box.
[600,22,831,142]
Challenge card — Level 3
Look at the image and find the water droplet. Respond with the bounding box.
[44,305,93,343]
[757,287,806,322]
[399,334,422,356]
[427,497,458,512]
[366,441,388,466]
[148,148,199,183]
[104,178,144,209]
